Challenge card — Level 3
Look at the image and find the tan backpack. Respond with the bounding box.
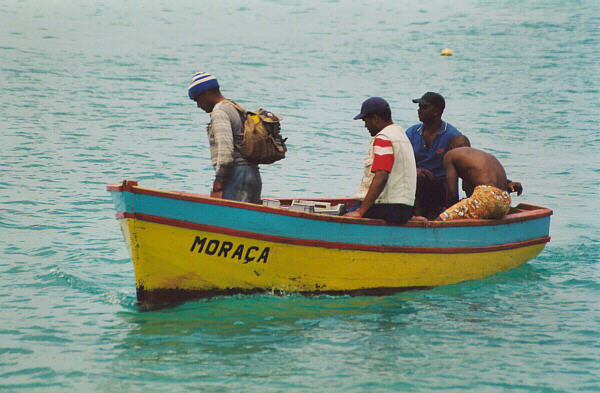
[223,100,287,164]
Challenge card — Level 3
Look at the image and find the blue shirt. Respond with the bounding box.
[405,121,462,178]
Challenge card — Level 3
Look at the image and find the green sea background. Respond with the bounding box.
[1,0,599,392]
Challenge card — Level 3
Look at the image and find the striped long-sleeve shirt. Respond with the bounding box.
[207,101,251,181]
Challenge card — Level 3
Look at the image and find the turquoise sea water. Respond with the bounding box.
[1,0,599,392]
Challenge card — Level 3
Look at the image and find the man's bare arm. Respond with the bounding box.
[444,154,459,206]
[344,170,389,218]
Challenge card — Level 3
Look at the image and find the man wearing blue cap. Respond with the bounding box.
[344,97,417,224]
[188,72,261,203]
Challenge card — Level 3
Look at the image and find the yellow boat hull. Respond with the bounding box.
[120,218,546,300]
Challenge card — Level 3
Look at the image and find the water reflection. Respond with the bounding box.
[104,262,574,391]
[119,293,417,338]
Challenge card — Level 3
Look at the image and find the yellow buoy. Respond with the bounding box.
[441,48,453,56]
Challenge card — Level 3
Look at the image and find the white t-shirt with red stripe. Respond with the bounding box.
[355,124,417,206]
[371,136,395,172]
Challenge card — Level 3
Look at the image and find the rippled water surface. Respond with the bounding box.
[1,0,599,392]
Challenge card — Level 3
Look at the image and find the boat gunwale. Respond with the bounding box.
[107,181,553,228]
[117,211,550,254]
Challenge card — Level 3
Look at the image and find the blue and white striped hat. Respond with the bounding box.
[188,72,219,100]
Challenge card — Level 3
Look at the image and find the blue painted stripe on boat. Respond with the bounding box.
[109,191,550,248]
[110,190,133,213]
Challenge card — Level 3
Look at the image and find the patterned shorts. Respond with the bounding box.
[439,185,511,221]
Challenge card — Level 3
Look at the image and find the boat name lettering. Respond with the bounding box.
[190,236,269,264]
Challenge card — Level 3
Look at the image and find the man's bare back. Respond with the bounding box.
[443,147,508,206]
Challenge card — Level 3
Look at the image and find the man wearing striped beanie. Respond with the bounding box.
[188,72,261,203]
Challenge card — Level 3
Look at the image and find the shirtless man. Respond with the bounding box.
[437,135,512,220]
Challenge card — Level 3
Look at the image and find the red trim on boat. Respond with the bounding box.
[119,212,550,254]
[107,182,553,228]
[107,180,138,192]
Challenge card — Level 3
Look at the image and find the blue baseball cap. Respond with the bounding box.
[353,97,390,120]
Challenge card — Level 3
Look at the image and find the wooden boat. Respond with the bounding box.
[107,180,552,304]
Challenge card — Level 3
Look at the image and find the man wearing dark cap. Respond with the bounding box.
[406,92,463,180]
[344,97,416,224]
[405,92,463,218]
[188,72,261,203]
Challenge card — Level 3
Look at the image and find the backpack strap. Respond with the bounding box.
[220,99,247,115]
[218,99,248,155]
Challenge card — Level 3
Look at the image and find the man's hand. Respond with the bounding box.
[344,210,362,218]
[507,181,523,196]
[211,179,224,199]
